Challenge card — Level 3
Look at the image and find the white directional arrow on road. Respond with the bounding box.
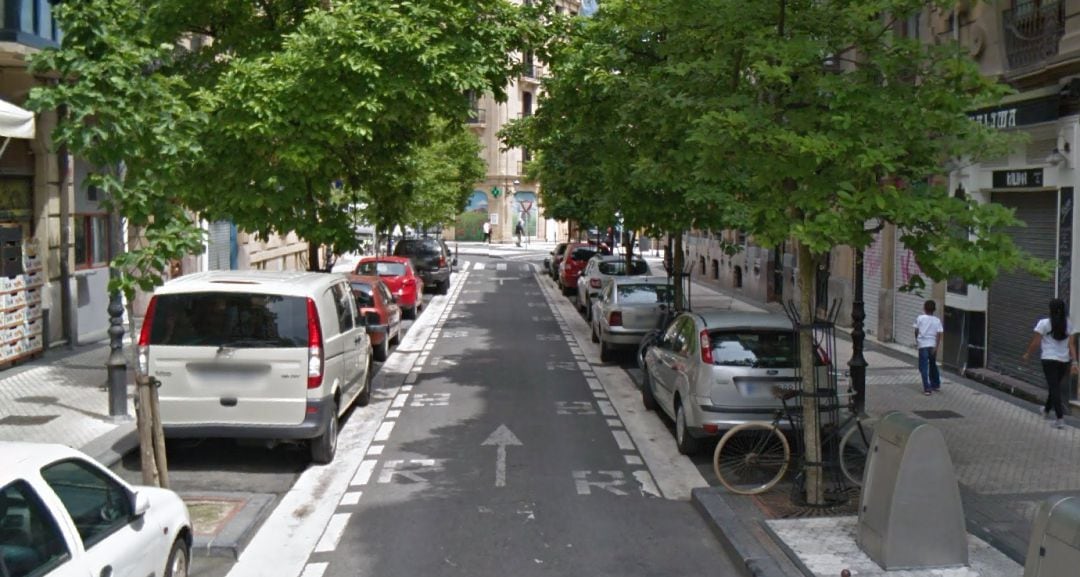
[482,425,523,487]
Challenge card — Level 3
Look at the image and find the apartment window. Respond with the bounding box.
[523,51,535,77]
[74,214,110,269]
[523,147,532,163]
[522,91,533,116]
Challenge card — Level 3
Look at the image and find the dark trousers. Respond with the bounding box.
[1042,359,1070,419]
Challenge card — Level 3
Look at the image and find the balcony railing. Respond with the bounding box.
[467,107,486,125]
[1003,0,1065,71]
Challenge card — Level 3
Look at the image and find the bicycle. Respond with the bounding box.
[712,384,876,495]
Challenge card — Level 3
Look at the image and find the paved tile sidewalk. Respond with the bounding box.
[0,340,135,463]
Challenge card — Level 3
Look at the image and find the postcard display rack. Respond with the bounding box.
[0,226,43,363]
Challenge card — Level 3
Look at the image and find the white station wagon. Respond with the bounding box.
[0,442,192,577]
[137,271,377,463]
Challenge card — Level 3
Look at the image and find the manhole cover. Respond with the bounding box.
[912,409,964,420]
[0,414,58,426]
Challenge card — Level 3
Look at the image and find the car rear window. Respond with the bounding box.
[570,247,599,261]
[358,261,406,276]
[598,260,650,276]
[394,240,439,256]
[708,330,796,368]
[617,284,674,304]
[149,292,308,347]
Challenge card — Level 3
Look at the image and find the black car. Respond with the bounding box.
[393,238,455,294]
[545,242,569,280]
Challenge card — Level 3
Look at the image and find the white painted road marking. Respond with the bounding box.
[555,401,596,415]
[612,430,635,451]
[392,394,408,408]
[634,471,662,498]
[300,563,328,577]
[314,513,351,553]
[339,491,362,506]
[411,393,451,406]
[378,459,446,484]
[573,470,628,496]
[351,460,378,486]
[496,263,507,271]
[374,421,395,442]
[474,262,486,270]
[597,400,617,417]
[482,425,523,488]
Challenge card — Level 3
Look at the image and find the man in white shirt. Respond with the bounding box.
[914,299,944,395]
[482,220,491,244]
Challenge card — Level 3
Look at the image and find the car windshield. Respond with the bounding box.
[351,282,375,307]
[708,330,796,368]
[617,284,674,304]
[358,261,406,276]
[598,260,650,276]
[148,292,307,347]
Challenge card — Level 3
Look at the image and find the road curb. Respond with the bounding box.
[690,488,803,577]
[81,420,138,468]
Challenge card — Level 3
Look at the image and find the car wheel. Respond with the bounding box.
[357,359,372,407]
[373,339,389,362]
[310,400,338,464]
[675,400,700,455]
[599,333,613,363]
[641,365,658,411]
[165,537,190,577]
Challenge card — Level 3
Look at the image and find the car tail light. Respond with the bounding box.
[136,296,157,377]
[306,298,324,389]
[439,255,447,268]
[700,329,714,364]
[609,311,623,326]
[590,278,601,289]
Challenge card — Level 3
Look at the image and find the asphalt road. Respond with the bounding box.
[220,254,735,577]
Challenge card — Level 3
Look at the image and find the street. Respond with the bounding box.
[191,251,734,577]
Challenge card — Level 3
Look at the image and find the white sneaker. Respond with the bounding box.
[1054,419,1066,429]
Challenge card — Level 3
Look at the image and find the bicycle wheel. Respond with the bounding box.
[839,418,877,487]
[713,422,791,495]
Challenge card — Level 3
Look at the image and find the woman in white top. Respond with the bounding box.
[1021,298,1077,429]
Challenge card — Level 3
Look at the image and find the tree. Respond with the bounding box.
[514,0,1045,505]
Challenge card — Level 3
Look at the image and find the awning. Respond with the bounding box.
[0,99,34,139]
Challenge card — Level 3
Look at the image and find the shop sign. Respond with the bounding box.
[968,95,1059,129]
[991,168,1043,189]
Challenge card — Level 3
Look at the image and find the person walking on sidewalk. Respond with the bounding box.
[482,220,491,244]
[914,299,944,396]
[1021,298,1077,429]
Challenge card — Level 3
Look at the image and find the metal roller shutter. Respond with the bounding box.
[863,233,883,338]
[208,220,232,271]
[894,237,931,348]
[986,190,1057,386]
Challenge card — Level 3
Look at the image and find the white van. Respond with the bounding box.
[136,271,377,463]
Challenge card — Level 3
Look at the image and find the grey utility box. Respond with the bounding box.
[1024,496,1080,577]
[856,411,968,570]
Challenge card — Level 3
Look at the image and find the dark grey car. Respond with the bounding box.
[393,238,454,294]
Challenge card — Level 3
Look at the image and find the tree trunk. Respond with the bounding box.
[136,375,168,488]
[797,243,824,505]
[673,232,686,312]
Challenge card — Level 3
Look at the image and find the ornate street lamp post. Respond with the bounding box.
[106,209,127,418]
[849,247,867,416]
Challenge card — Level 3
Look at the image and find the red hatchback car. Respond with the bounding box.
[348,275,403,362]
[355,256,423,319]
[559,242,608,296]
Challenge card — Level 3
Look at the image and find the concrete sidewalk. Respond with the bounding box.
[670,263,1077,573]
[0,340,137,465]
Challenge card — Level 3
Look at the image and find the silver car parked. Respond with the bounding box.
[575,255,651,319]
[642,312,825,454]
[590,277,677,363]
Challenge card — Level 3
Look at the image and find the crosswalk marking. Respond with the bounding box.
[496,263,507,271]
[460,261,472,272]
[474,262,486,270]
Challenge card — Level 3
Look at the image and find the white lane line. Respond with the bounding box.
[300,563,328,577]
[367,445,384,456]
[461,261,472,272]
[401,385,414,393]
[597,400,616,417]
[314,513,351,553]
[586,378,602,391]
[612,430,635,451]
[351,460,378,486]
[374,421,395,442]
[592,390,608,399]
[577,361,592,372]
[404,373,418,384]
[474,262,486,270]
[607,419,622,428]
[339,491,362,506]
[392,395,408,408]
[386,409,401,419]
[625,455,644,466]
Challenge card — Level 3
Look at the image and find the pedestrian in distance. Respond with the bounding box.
[1022,298,1077,429]
[482,220,491,244]
[514,221,524,246]
[914,299,944,396]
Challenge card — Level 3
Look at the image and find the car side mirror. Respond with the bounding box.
[132,490,151,517]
